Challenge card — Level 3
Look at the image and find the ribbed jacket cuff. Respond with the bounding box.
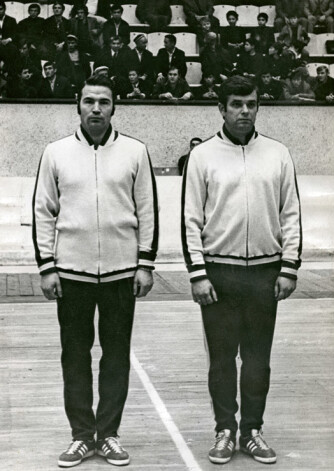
[279,260,299,280]
[188,264,208,283]
[138,251,156,270]
[38,257,56,276]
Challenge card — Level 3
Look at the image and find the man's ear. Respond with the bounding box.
[218,102,225,116]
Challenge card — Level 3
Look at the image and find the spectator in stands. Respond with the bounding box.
[178,137,202,175]
[95,35,128,92]
[221,11,246,61]
[182,0,219,34]
[266,42,294,79]
[136,0,172,31]
[312,64,334,101]
[274,0,308,33]
[251,13,275,54]
[120,68,152,99]
[43,2,70,60]
[38,61,74,98]
[200,32,234,83]
[56,34,91,93]
[258,70,283,100]
[197,72,220,100]
[236,37,266,79]
[304,0,334,33]
[278,15,310,55]
[283,68,315,100]
[70,4,103,58]
[18,38,42,79]
[128,34,155,84]
[0,1,18,75]
[7,66,38,98]
[17,4,45,55]
[93,65,110,77]
[102,3,130,47]
[156,34,187,83]
[196,15,220,53]
[153,66,192,101]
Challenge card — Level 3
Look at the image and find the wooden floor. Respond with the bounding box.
[1,298,334,470]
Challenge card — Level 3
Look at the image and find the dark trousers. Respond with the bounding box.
[57,277,135,441]
[201,262,280,437]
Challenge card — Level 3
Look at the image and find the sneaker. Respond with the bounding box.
[96,436,130,466]
[58,440,95,468]
[208,429,236,464]
[239,429,277,464]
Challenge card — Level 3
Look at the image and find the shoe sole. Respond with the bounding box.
[58,450,95,468]
[240,446,277,464]
[208,455,232,464]
[97,449,130,466]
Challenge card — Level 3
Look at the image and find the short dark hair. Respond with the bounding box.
[226,11,238,20]
[110,35,121,42]
[28,3,41,14]
[168,66,180,74]
[43,61,55,69]
[165,34,176,45]
[53,2,65,12]
[257,12,268,22]
[77,74,114,103]
[269,41,283,54]
[291,69,303,80]
[218,76,259,107]
[0,2,7,10]
[110,3,123,13]
[245,37,256,47]
[190,137,202,145]
[316,65,329,74]
[76,4,88,15]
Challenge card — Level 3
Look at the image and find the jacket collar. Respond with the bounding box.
[218,124,258,146]
[75,124,118,149]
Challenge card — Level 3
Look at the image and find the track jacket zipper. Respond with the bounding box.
[94,149,101,276]
[242,146,249,266]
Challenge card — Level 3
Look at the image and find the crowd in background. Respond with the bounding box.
[0,0,334,102]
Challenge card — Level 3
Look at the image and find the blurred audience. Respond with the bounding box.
[304,0,334,33]
[274,0,308,32]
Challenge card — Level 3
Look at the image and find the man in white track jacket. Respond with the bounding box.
[33,75,159,468]
[181,76,302,465]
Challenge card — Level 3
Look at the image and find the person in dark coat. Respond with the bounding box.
[182,0,219,33]
[7,66,38,98]
[274,0,308,32]
[265,41,294,79]
[251,13,276,54]
[178,137,202,175]
[70,4,103,58]
[196,73,220,99]
[127,34,155,84]
[43,2,71,60]
[102,3,130,46]
[312,65,334,102]
[17,4,45,51]
[221,11,246,61]
[0,1,18,74]
[236,37,266,79]
[120,68,152,99]
[200,32,234,83]
[258,70,283,100]
[156,34,187,82]
[152,66,192,100]
[95,35,129,93]
[39,61,74,98]
[136,0,172,31]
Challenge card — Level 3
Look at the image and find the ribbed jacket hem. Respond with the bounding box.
[57,267,137,284]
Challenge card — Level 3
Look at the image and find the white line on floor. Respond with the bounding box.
[131,351,203,471]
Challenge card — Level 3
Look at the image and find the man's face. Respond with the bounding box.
[44,65,56,79]
[21,69,32,81]
[136,37,147,51]
[290,17,298,26]
[0,6,5,18]
[53,4,63,16]
[20,43,29,56]
[110,39,121,53]
[96,70,109,78]
[80,85,114,134]
[204,75,215,86]
[29,7,39,19]
[201,19,211,31]
[244,41,253,52]
[129,70,139,83]
[219,91,258,136]
[111,9,122,21]
[258,17,267,27]
[292,76,302,88]
[67,39,77,52]
[261,73,271,85]
[77,9,86,21]
[168,69,179,84]
[317,69,328,82]
[164,37,174,51]
[227,15,237,26]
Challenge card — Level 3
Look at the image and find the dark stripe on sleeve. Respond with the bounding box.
[181,155,192,267]
[146,151,159,258]
[139,250,156,262]
[281,260,299,269]
[294,171,303,267]
[188,264,206,273]
[279,272,297,281]
[32,156,43,266]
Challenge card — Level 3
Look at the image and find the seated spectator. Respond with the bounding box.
[312,64,334,102]
[102,3,130,47]
[196,73,220,100]
[93,65,110,78]
[266,42,294,79]
[127,34,154,84]
[55,34,91,93]
[38,61,74,98]
[17,38,42,80]
[95,35,130,89]
[0,1,17,56]
[120,68,152,99]
[278,15,310,56]
[221,11,246,61]
[236,37,266,79]
[304,0,334,33]
[196,15,220,53]
[156,34,187,83]
[274,0,308,33]
[251,13,275,54]
[43,2,70,60]
[17,4,45,55]
[178,137,202,175]
[200,32,233,83]
[7,66,38,98]
[182,0,219,34]
[258,70,283,100]
[153,66,192,101]
[282,68,315,100]
[70,4,103,58]
[136,0,172,31]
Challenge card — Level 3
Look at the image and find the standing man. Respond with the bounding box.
[181,76,302,465]
[33,75,159,468]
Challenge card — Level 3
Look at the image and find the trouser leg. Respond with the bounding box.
[57,279,97,440]
[239,264,280,437]
[96,277,135,439]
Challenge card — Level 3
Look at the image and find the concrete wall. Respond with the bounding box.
[1,103,334,176]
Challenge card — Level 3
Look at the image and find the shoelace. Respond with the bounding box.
[252,432,270,450]
[66,440,86,455]
[212,432,230,450]
[105,437,124,454]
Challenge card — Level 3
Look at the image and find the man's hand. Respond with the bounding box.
[133,269,153,298]
[192,279,218,305]
[41,272,63,300]
[274,276,296,301]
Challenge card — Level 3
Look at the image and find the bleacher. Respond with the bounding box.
[1,1,334,94]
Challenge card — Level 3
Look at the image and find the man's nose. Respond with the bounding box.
[241,104,249,114]
[92,102,101,113]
